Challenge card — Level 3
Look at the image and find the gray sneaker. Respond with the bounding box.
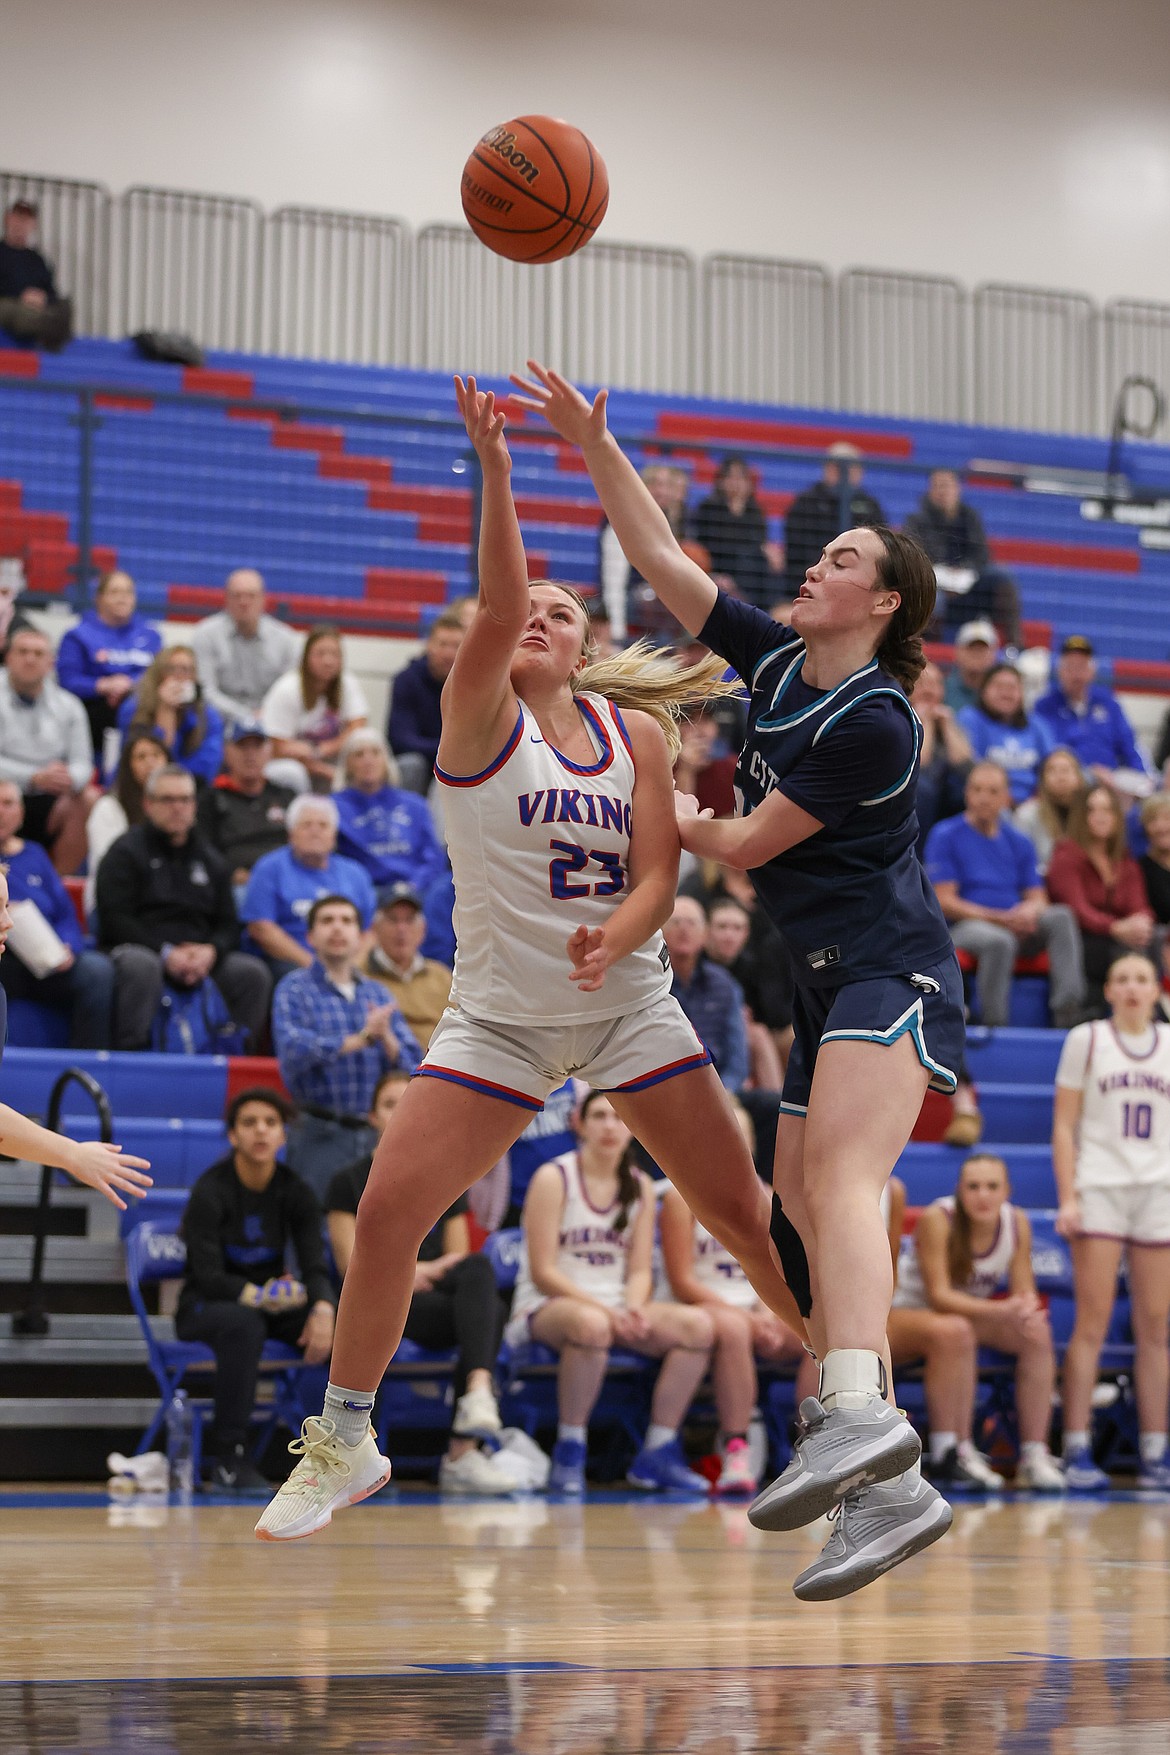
[793,1471,953,1602]
[748,1396,922,1532]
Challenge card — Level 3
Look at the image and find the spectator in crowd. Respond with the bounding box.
[56,571,161,753]
[333,729,447,895]
[1052,953,1170,1492]
[385,612,465,794]
[505,1090,714,1495]
[600,464,691,642]
[672,709,738,821]
[957,663,1053,806]
[703,898,785,1090]
[662,896,747,1092]
[660,1113,804,1497]
[911,660,973,848]
[675,636,748,754]
[0,199,72,350]
[362,882,452,1051]
[190,568,301,732]
[891,1153,1065,1492]
[175,1087,335,1493]
[0,779,113,1048]
[905,468,1021,646]
[95,765,271,1052]
[241,794,375,982]
[262,625,367,794]
[421,866,456,971]
[925,762,1086,1029]
[943,619,999,714]
[115,645,224,789]
[326,1068,513,1496]
[196,721,294,893]
[0,556,33,663]
[272,894,421,1198]
[1138,793,1170,936]
[781,443,885,598]
[1047,783,1157,1013]
[84,731,169,917]
[1014,747,1084,877]
[884,1172,1003,1492]
[1032,635,1151,796]
[681,863,794,1074]
[0,624,96,875]
[691,456,781,609]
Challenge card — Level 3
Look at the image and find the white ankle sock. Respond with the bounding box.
[645,1423,676,1451]
[1139,1432,1167,1464]
[1020,1440,1050,1465]
[1063,1430,1089,1457]
[323,1382,375,1448]
[819,1348,885,1410]
[557,1423,586,1445]
[929,1431,958,1463]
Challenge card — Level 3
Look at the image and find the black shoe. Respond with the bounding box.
[209,1445,270,1494]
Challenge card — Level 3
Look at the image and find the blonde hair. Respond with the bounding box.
[335,727,401,791]
[533,581,742,761]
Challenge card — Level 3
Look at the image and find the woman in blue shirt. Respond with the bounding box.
[958,664,1053,807]
[0,778,114,1047]
[333,729,447,896]
[114,645,224,788]
[56,570,161,752]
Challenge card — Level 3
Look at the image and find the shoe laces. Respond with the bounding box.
[284,1417,352,1493]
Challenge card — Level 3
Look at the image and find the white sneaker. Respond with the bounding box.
[452,1384,502,1439]
[438,1446,517,1496]
[715,1437,758,1497]
[955,1442,1007,1491]
[1016,1449,1066,1494]
[254,1418,391,1542]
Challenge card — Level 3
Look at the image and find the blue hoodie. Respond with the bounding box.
[334,785,447,894]
[56,610,161,701]
[113,691,225,785]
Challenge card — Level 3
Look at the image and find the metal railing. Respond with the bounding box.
[4,166,1169,438]
[13,1068,112,1338]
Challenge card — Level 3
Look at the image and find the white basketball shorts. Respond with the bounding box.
[1078,1181,1170,1246]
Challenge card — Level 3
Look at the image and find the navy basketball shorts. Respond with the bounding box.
[779,955,965,1117]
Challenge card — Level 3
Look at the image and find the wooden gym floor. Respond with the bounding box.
[2,1487,1169,1752]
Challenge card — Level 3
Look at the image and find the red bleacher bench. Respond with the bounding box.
[1111,660,1170,695]
[954,949,1050,978]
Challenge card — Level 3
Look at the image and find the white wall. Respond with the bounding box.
[2,0,1169,306]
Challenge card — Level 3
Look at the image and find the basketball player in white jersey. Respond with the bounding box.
[896,1154,1065,1491]
[257,379,804,1540]
[1054,952,1170,1491]
[510,1090,713,1493]
[660,1100,804,1495]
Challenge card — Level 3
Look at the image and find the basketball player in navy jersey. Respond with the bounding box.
[514,363,962,1598]
[257,378,807,1541]
[0,870,152,1206]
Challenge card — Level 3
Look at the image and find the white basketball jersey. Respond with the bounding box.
[892,1196,1017,1309]
[1056,1020,1170,1189]
[511,1152,643,1323]
[691,1220,759,1310]
[435,693,672,1025]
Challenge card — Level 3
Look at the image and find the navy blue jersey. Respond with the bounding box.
[700,592,953,989]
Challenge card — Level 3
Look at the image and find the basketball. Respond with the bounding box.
[461,115,609,264]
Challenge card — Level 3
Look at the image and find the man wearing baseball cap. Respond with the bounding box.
[943,620,1000,714]
[1033,635,1151,793]
[363,881,451,1050]
[0,200,72,351]
[197,721,295,890]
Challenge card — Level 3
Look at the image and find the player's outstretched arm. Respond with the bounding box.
[510,360,717,639]
[567,710,680,992]
[673,785,825,871]
[442,377,530,770]
[0,1103,152,1211]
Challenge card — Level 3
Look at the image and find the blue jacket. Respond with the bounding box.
[956,706,1054,805]
[3,840,84,956]
[334,785,447,894]
[670,956,747,1092]
[56,611,161,700]
[1032,683,1148,775]
[241,846,376,950]
[386,654,443,763]
[113,693,225,786]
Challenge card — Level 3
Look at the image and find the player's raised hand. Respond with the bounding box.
[454,375,510,471]
[509,360,608,451]
[567,923,613,992]
[60,1141,152,1211]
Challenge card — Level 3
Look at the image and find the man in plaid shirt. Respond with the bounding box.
[274,894,421,1199]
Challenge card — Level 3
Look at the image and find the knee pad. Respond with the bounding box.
[769,1191,813,1319]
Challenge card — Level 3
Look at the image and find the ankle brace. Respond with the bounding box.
[818,1348,887,1410]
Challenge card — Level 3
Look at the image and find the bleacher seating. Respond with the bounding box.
[2,336,1170,661]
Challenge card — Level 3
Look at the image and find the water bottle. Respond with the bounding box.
[165,1390,195,1500]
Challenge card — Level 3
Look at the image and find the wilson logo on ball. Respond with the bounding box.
[480,127,541,187]
[461,114,609,265]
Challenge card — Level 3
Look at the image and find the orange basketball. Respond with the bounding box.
[461,115,609,265]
